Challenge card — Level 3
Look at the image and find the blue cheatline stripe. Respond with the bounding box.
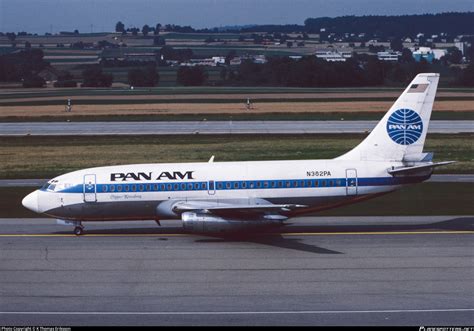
[45,175,430,194]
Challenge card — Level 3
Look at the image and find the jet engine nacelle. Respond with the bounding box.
[181,211,284,233]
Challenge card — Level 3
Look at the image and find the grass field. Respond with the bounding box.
[1,111,472,122]
[0,101,472,120]
[0,134,471,179]
[0,86,472,121]
[3,182,473,218]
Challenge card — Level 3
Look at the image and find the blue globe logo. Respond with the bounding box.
[386,109,423,145]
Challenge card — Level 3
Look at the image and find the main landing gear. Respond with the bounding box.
[73,225,84,236]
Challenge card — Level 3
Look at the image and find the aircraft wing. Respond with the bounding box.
[388,161,455,175]
[172,200,307,216]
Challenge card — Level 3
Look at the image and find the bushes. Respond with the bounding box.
[127,66,159,87]
[177,66,207,86]
[81,66,113,87]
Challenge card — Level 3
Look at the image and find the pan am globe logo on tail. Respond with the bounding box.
[386,108,423,145]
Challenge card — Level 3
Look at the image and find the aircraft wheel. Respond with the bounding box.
[74,226,84,236]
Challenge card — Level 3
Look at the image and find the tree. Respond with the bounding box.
[177,66,207,86]
[142,24,150,36]
[82,66,113,87]
[154,23,161,35]
[447,48,463,64]
[22,74,45,88]
[225,50,237,65]
[127,66,159,87]
[400,48,414,63]
[25,41,32,49]
[390,38,403,52]
[115,21,125,33]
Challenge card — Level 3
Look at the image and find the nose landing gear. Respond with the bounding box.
[56,219,85,236]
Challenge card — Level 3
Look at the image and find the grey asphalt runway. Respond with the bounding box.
[0,216,473,326]
[1,120,473,136]
[1,174,472,187]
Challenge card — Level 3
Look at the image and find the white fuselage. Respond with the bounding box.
[24,158,428,222]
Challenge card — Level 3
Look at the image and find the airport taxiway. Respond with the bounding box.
[0,216,472,325]
[1,120,473,136]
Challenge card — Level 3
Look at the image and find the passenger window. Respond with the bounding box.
[242,182,247,189]
[217,182,223,189]
[124,185,130,192]
[234,182,239,189]
[110,185,115,192]
[102,185,107,192]
[131,185,136,192]
[117,185,122,192]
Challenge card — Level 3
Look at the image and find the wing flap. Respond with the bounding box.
[172,201,307,214]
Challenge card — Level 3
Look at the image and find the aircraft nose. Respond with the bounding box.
[22,191,39,212]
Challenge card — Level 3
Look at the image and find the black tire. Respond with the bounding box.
[74,226,83,236]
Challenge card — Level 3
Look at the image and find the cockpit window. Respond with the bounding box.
[44,181,72,192]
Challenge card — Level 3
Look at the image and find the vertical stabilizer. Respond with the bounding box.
[337,73,439,161]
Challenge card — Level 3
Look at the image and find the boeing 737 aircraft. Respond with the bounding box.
[22,73,453,235]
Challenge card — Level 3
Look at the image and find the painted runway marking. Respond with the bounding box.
[1,308,473,315]
[0,230,473,238]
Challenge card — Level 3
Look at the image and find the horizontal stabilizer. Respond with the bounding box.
[388,161,455,175]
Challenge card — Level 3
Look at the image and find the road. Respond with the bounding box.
[0,120,473,136]
[0,216,473,326]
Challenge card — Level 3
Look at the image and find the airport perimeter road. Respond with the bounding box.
[1,120,473,136]
[1,174,473,187]
[0,216,473,326]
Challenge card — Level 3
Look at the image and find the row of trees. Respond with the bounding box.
[234,13,474,41]
[115,21,162,36]
[1,49,473,88]
[0,49,49,87]
[220,55,474,87]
